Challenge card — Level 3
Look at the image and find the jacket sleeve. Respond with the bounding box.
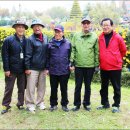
[2,38,10,72]
[68,42,72,67]
[119,36,127,58]
[68,42,72,60]
[45,43,50,70]
[70,34,76,66]
[24,38,33,70]
[94,38,99,67]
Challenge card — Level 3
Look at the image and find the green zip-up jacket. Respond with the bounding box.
[70,31,99,67]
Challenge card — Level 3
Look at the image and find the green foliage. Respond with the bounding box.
[0,8,10,18]
[93,72,130,88]
[84,2,123,25]
[70,0,82,22]
[0,71,130,129]
[0,27,15,51]
[93,71,130,88]
[46,7,69,20]
[0,27,74,52]
[121,72,130,87]
[70,70,130,88]
[83,3,92,17]
[0,20,13,26]
[126,30,130,49]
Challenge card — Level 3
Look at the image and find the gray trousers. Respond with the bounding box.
[25,70,46,109]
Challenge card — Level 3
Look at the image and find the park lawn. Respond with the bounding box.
[0,70,130,129]
[0,70,4,79]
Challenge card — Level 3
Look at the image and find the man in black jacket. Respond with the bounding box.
[1,20,28,114]
[25,19,48,113]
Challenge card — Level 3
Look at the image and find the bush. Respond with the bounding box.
[0,20,13,26]
[70,71,130,88]
[121,72,130,87]
[70,72,101,83]
[0,27,74,51]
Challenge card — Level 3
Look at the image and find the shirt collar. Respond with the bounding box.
[81,31,92,37]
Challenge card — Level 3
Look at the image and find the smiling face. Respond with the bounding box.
[101,20,113,34]
[54,29,64,40]
[32,24,43,34]
[82,20,91,33]
[14,25,26,37]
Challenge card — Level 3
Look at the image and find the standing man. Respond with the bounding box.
[25,19,48,113]
[97,18,127,113]
[1,20,28,114]
[46,25,71,112]
[70,16,99,111]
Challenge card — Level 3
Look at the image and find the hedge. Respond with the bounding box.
[0,27,74,50]
[70,71,130,88]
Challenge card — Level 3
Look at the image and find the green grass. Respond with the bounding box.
[0,70,130,129]
[0,70,4,79]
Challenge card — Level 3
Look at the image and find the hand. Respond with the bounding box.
[43,70,49,76]
[69,66,75,71]
[95,66,100,74]
[25,70,31,75]
[5,71,11,77]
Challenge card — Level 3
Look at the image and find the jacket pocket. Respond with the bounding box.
[111,51,122,64]
[10,56,19,64]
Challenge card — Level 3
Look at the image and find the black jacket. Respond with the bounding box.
[25,34,48,71]
[2,34,27,73]
[46,37,71,75]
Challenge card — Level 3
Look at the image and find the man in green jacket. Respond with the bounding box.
[70,16,99,111]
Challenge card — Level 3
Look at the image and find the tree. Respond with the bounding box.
[34,10,43,17]
[0,8,10,18]
[46,7,69,20]
[83,3,92,18]
[70,0,82,22]
[85,2,122,26]
[122,1,127,14]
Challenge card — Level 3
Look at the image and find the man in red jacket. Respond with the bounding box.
[97,18,127,113]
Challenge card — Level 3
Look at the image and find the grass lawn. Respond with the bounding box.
[0,70,130,129]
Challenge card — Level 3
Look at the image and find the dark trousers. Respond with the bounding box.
[100,70,121,107]
[74,67,95,107]
[50,74,70,106]
[2,73,26,107]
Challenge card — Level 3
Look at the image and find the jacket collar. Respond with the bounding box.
[100,31,117,39]
[14,33,25,42]
[50,36,66,44]
[81,31,92,37]
[33,33,44,42]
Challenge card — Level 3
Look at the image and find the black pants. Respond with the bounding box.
[100,70,121,107]
[50,74,70,106]
[74,67,95,107]
[2,73,26,107]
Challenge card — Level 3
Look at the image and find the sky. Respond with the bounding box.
[0,1,111,12]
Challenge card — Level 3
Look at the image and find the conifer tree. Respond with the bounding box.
[70,0,82,22]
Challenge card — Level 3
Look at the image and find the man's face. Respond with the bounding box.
[32,24,43,34]
[15,25,26,36]
[82,20,91,33]
[102,20,113,34]
[54,30,64,40]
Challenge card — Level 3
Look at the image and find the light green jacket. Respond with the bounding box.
[70,31,99,67]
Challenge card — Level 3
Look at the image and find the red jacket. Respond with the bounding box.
[99,31,127,70]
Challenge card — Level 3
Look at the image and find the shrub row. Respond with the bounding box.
[70,71,130,88]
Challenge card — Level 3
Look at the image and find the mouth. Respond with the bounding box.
[18,32,24,34]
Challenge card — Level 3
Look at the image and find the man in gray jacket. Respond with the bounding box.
[25,19,48,113]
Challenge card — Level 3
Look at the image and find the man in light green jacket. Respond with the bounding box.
[70,16,99,111]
